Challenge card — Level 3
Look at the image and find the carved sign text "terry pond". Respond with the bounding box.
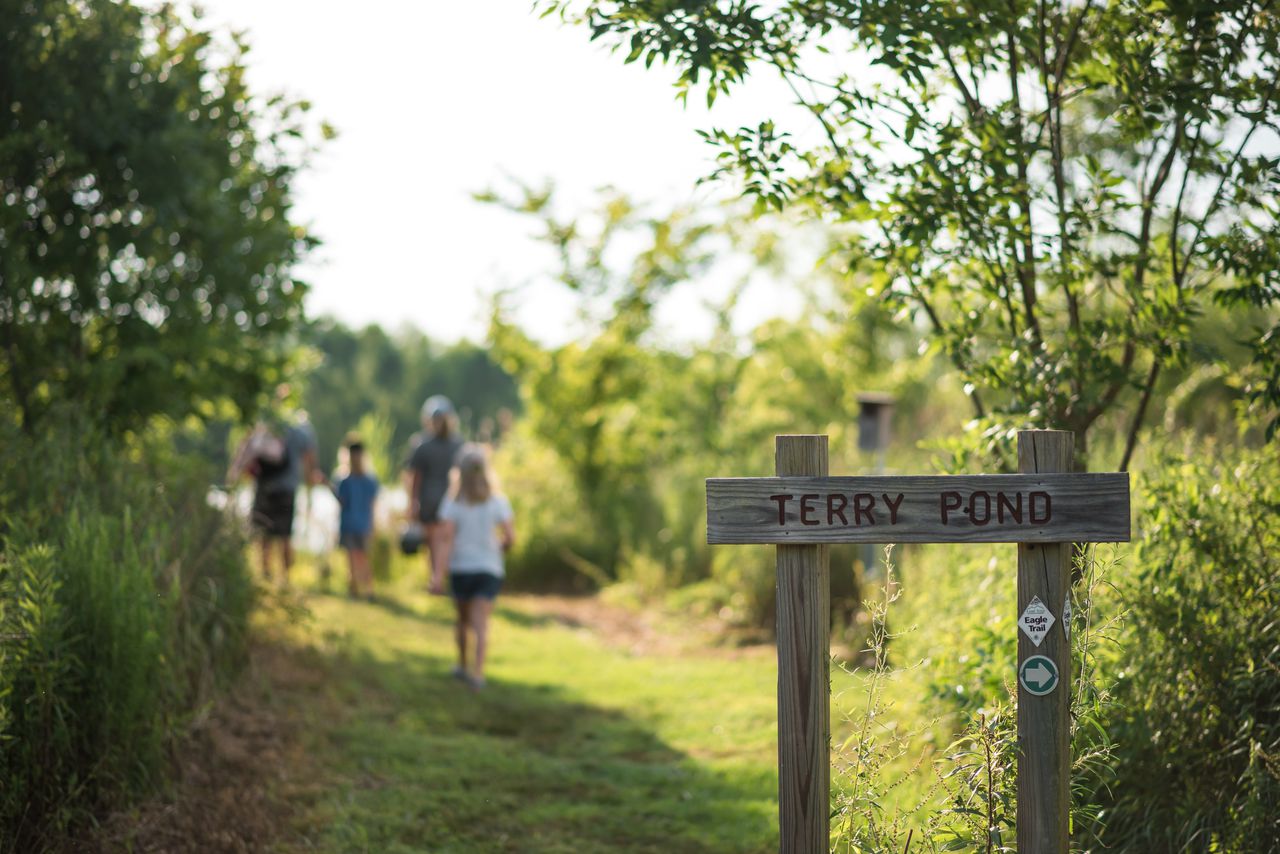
[706,473,1129,544]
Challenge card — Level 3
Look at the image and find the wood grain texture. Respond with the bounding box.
[706,473,1129,544]
[774,436,830,854]
[1016,431,1072,854]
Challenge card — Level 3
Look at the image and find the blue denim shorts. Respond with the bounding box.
[449,572,503,601]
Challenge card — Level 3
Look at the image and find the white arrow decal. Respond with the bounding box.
[1025,663,1052,688]
[1019,654,1059,696]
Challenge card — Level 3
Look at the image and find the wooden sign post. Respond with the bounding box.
[706,430,1130,854]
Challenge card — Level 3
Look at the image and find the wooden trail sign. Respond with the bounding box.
[705,430,1131,854]
[707,473,1129,545]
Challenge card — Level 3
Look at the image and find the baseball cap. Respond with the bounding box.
[421,395,455,420]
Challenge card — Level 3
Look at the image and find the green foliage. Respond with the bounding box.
[887,453,1278,851]
[827,547,1027,854]
[833,542,1124,851]
[0,418,253,848]
[0,545,77,839]
[906,546,1015,718]
[0,0,319,433]
[1085,442,1280,850]
[831,556,937,852]
[540,0,1280,466]
[496,426,607,590]
[352,411,397,484]
[485,184,718,579]
[931,707,1020,853]
[486,184,960,606]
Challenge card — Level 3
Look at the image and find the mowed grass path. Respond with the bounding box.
[263,566,867,853]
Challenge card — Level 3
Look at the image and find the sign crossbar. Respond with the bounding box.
[707,472,1129,544]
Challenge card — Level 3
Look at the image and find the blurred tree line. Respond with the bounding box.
[299,319,519,474]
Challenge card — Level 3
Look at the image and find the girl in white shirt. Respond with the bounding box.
[430,444,514,690]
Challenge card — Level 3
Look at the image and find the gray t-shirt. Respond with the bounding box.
[259,423,316,494]
[408,434,463,522]
[439,495,513,577]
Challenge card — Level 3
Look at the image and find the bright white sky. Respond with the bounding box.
[195,0,812,345]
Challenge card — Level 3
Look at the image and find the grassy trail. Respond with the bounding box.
[261,567,811,853]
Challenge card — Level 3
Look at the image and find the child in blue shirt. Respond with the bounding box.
[335,436,379,598]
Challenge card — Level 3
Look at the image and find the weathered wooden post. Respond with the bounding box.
[706,430,1128,854]
[774,435,830,854]
[1016,430,1072,853]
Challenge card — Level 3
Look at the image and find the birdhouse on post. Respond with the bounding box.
[856,392,895,455]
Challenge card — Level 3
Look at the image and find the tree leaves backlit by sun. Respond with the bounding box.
[0,0,326,432]
[540,0,1280,465]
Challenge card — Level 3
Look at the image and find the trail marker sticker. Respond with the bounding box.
[1062,595,1073,640]
[1018,595,1055,647]
[1019,655,1060,696]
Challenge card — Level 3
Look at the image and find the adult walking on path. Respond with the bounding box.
[407,395,463,587]
[229,403,318,584]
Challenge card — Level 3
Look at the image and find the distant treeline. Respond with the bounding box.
[301,318,521,473]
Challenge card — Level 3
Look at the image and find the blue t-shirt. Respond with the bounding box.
[337,472,379,535]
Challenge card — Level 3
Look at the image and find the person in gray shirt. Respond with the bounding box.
[407,395,463,585]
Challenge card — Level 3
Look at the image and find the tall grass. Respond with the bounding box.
[0,417,253,850]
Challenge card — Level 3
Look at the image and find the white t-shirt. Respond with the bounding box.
[439,494,513,577]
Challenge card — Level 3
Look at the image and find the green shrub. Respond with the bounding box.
[0,419,253,849]
[1085,443,1280,851]
[497,429,613,591]
[891,542,1015,722]
[908,443,1280,850]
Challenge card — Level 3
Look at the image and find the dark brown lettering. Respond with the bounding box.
[968,491,992,525]
[997,491,1023,524]
[1030,491,1052,524]
[827,493,849,525]
[800,494,821,526]
[882,492,904,524]
[853,493,876,525]
[941,491,962,523]
[769,494,792,525]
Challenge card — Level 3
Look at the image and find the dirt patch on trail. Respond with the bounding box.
[509,594,772,659]
[81,638,332,854]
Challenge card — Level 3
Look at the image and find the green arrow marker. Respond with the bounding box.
[1019,655,1059,696]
